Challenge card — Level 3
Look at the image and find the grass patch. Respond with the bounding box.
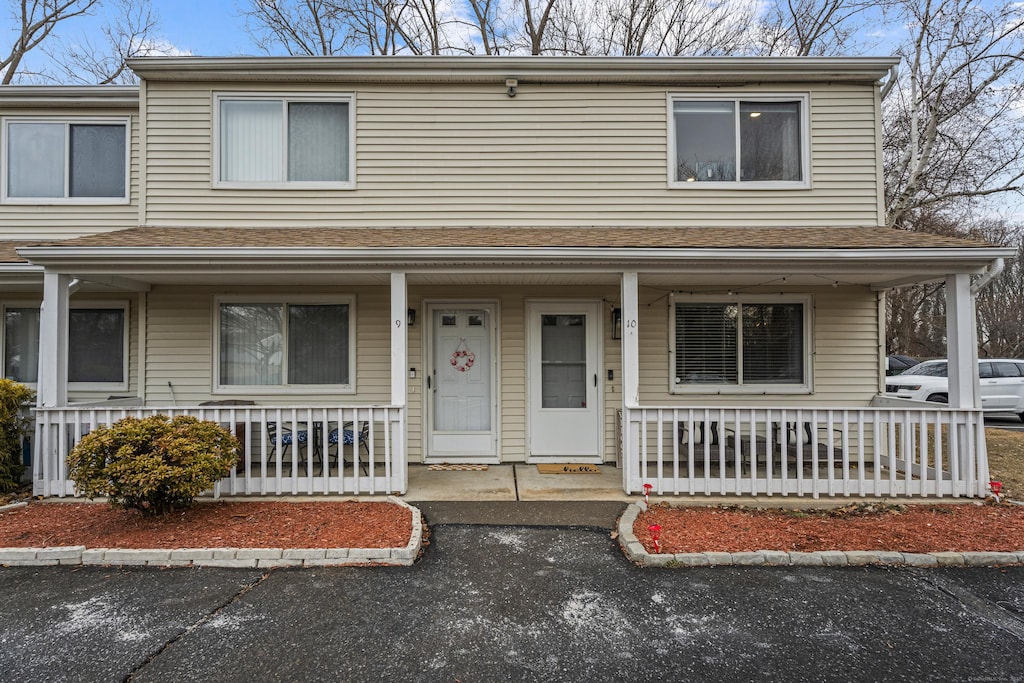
[986,426,1024,499]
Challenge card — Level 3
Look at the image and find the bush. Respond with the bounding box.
[67,415,239,516]
[0,379,34,493]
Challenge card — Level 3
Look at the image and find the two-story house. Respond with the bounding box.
[1,56,1013,499]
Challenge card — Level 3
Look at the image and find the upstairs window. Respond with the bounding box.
[2,118,128,203]
[215,95,354,188]
[669,96,808,187]
[670,295,811,393]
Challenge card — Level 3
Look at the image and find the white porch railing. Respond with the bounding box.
[33,405,406,498]
[623,406,989,499]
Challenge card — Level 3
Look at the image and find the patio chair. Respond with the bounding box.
[324,422,370,475]
[266,422,309,473]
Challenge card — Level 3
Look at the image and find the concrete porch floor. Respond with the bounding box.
[404,464,632,502]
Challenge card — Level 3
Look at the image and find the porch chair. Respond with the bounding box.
[266,422,309,473]
[323,422,371,475]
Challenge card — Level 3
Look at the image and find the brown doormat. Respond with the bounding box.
[536,464,602,474]
[426,463,489,471]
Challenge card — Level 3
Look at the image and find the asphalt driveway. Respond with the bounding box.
[2,526,1023,682]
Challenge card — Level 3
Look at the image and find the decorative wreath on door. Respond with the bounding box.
[450,338,476,372]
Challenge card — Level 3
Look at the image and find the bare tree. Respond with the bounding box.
[755,0,886,56]
[2,0,160,84]
[2,0,98,83]
[242,0,354,55]
[45,0,158,84]
[884,0,1024,230]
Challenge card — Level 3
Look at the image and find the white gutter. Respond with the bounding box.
[126,55,899,84]
[0,85,139,108]
[970,257,1005,296]
[18,245,1017,264]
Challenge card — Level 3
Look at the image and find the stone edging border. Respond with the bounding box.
[617,502,1024,568]
[0,497,423,568]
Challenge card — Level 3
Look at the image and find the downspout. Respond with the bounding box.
[970,258,1004,296]
[880,64,899,100]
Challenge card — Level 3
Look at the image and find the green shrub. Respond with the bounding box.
[0,379,34,493]
[67,415,239,516]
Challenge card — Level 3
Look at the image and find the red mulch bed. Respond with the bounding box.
[635,503,1024,554]
[0,501,412,549]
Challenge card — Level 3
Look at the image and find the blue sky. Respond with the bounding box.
[151,0,255,56]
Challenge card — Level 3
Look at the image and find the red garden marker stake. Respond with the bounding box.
[648,524,662,554]
[642,483,653,505]
[990,480,1003,503]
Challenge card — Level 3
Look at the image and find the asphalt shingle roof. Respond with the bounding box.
[17,226,997,251]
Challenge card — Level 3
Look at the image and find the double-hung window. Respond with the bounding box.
[669,95,808,187]
[214,94,354,188]
[669,295,811,393]
[215,297,355,393]
[2,118,129,203]
[2,303,128,389]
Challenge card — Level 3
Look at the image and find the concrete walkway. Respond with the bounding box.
[2,524,1023,682]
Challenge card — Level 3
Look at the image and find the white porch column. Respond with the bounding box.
[390,272,408,493]
[945,273,978,410]
[38,271,70,408]
[621,272,640,492]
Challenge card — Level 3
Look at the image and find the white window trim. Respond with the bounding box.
[1,300,40,386]
[212,295,357,395]
[0,116,131,205]
[2,300,131,392]
[668,293,813,395]
[69,301,130,392]
[666,93,811,190]
[212,92,356,190]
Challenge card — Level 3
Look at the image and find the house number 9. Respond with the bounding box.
[395,320,402,328]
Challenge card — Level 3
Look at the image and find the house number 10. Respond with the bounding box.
[625,319,637,329]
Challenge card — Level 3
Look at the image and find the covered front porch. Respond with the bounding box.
[18,226,1014,500]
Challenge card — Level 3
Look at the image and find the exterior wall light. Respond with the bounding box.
[506,78,518,97]
[408,308,416,326]
[611,307,622,340]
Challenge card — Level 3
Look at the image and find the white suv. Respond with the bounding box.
[885,359,1024,419]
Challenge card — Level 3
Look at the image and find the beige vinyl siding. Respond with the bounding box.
[142,81,881,228]
[144,285,391,405]
[0,109,141,239]
[638,286,880,406]
[140,283,878,463]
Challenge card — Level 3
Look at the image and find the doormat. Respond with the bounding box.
[536,464,602,475]
[426,463,489,471]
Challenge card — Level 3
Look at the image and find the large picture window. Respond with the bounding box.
[215,95,353,188]
[670,296,810,392]
[2,304,127,387]
[2,118,129,202]
[216,298,354,392]
[670,96,807,187]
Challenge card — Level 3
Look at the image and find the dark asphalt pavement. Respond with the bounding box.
[987,414,1024,432]
[2,525,1023,682]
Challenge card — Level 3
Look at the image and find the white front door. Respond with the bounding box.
[426,304,498,460]
[527,301,602,461]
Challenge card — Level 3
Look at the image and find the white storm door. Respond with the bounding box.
[427,305,497,459]
[528,301,602,461]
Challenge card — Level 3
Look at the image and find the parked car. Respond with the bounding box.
[884,359,1024,418]
[885,354,918,375]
